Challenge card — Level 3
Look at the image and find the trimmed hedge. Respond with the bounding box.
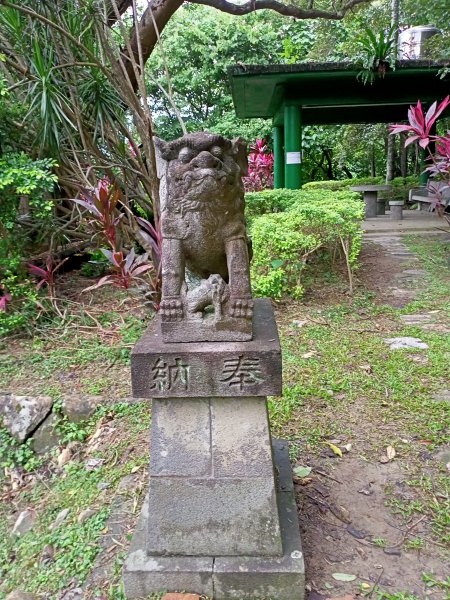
[302,175,420,202]
[247,189,364,300]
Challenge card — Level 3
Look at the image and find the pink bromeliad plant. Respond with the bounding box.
[390,96,450,220]
[243,139,274,192]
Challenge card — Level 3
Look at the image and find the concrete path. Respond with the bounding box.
[362,209,443,234]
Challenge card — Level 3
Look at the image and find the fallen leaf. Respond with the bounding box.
[331,573,357,582]
[386,446,396,461]
[294,476,313,486]
[326,442,343,458]
[343,443,352,453]
[324,582,334,590]
[301,351,317,359]
[359,364,372,373]
[293,466,312,478]
[360,583,371,591]
[130,466,141,473]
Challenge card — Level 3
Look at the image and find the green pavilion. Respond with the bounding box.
[228,60,450,188]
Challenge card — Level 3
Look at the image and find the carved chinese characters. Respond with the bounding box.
[155,132,254,343]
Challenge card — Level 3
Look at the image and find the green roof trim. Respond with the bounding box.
[228,60,450,125]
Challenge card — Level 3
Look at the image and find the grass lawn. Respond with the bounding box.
[0,233,449,600]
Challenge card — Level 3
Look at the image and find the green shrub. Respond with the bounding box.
[302,176,383,191]
[248,188,364,300]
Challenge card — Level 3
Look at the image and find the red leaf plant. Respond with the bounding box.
[83,248,152,291]
[74,178,123,248]
[390,96,450,221]
[28,255,69,296]
[0,286,12,311]
[390,96,450,149]
[243,139,274,192]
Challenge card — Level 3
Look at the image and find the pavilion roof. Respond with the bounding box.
[228,60,450,125]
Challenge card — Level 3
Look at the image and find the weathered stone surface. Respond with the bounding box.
[31,412,60,454]
[213,440,304,599]
[11,510,36,537]
[147,477,281,557]
[0,394,53,443]
[132,298,282,398]
[62,394,103,423]
[384,337,428,350]
[150,398,211,477]
[211,397,273,477]
[123,495,214,599]
[155,132,253,342]
[123,439,304,600]
[147,396,281,557]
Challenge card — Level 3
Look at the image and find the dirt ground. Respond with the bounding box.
[291,234,449,599]
[1,233,449,600]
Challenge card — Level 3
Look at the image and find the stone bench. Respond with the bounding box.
[409,187,450,211]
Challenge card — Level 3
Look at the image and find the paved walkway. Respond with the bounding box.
[362,210,444,234]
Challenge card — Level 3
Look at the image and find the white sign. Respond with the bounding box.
[286,151,301,164]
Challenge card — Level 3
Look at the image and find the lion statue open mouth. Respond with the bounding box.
[155,132,254,342]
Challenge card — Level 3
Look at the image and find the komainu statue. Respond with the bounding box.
[155,132,253,342]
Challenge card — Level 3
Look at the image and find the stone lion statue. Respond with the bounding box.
[155,132,253,342]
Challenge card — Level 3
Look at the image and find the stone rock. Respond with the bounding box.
[5,591,37,600]
[161,595,201,600]
[62,394,103,423]
[58,588,83,600]
[436,447,450,466]
[383,337,428,350]
[77,508,95,524]
[57,447,72,467]
[0,394,53,442]
[50,508,70,530]
[31,412,60,455]
[432,390,450,403]
[11,510,36,536]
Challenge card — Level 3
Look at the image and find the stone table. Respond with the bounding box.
[350,184,392,218]
[123,298,305,599]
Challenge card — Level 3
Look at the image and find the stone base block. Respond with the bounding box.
[123,440,305,600]
[147,396,282,557]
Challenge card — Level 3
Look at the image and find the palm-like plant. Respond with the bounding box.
[357,25,397,85]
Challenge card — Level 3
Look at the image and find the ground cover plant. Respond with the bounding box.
[1,230,449,599]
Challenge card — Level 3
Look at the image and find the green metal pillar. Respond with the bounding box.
[273,125,284,188]
[284,105,302,189]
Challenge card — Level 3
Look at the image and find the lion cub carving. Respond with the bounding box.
[155,132,253,342]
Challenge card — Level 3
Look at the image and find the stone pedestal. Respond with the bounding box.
[124,299,304,599]
[376,198,386,215]
[364,190,378,218]
[389,200,404,220]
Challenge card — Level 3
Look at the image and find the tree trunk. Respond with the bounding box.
[386,128,395,182]
[123,0,184,91]
[400,132,408,177]
[371,145,376,177]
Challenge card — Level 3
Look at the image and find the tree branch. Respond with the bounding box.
[188,0,371,19]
